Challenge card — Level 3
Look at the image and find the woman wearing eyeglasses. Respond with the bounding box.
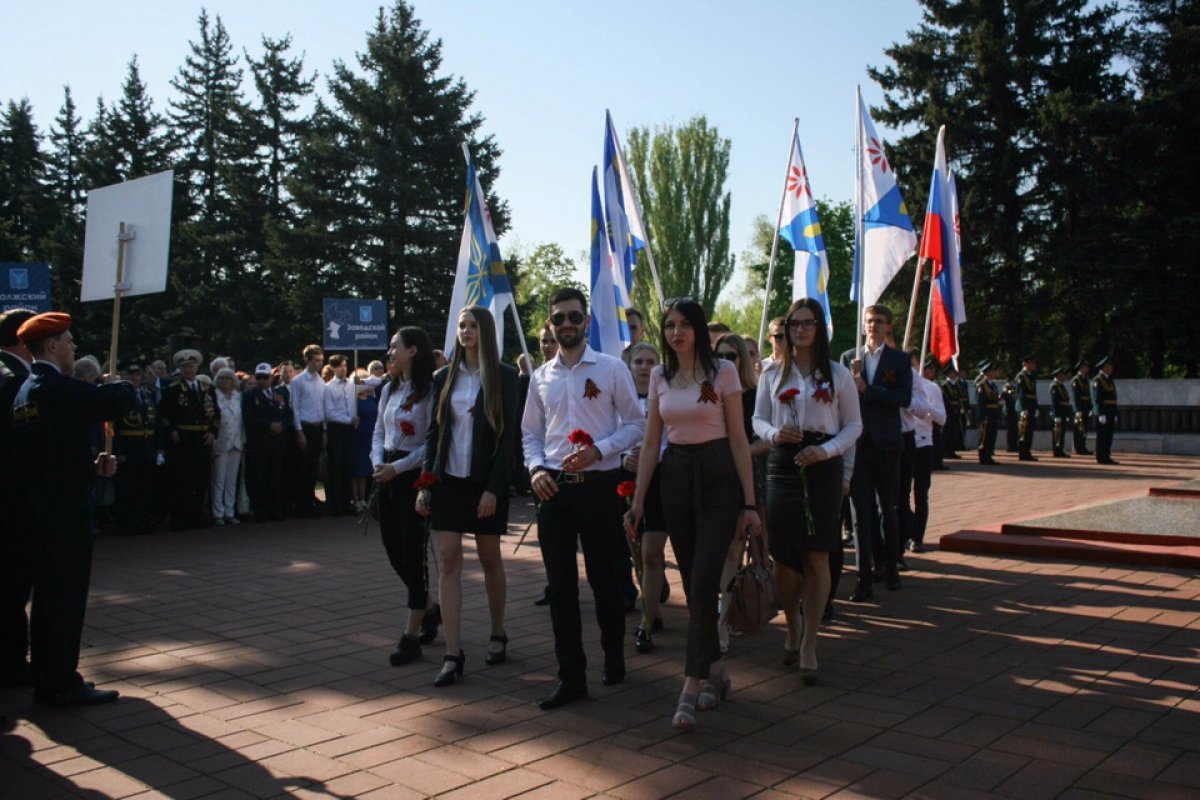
[713,333,771,653]
[626,299,761,730]
[418,306,519,687]
[753,298,861,684]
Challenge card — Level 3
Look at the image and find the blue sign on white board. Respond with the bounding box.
[1,262,51,312]
[323,298,388,350]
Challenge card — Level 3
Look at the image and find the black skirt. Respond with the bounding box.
[637,462,666,533]
[765,443,844,566]
[429,474,510,535]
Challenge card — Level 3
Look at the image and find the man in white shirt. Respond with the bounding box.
[899,354,947,556]
[322,354,357,516]
[522,288,646,710]
[289,344,326,517]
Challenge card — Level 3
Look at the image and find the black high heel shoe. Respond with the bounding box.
[433,650,465,687]
[418,604,442,645]
[485,634,508,665]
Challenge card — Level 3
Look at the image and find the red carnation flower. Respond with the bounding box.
[616,480,637,498]
[779,388,801,403]
[412,471,437,490]
[399,420,416,436]
[567,429,594,448]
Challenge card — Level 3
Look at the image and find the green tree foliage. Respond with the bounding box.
[0,99,54,260]
[626,116,733,315]
[512,242,585,351]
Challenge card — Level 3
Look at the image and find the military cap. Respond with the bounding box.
[1021,354,1038,363]
[16,312,71,344]
[976,359,992,372]
[173,348,202,367]
[923,358,938,371]
[944,363,959,374]
[1073,359,1086,371]
[1052,365,1068,376]
[0,308,37,346]
[1094,355,1111,369]
[119,358,143,372]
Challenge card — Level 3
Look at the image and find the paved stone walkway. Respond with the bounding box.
[2,452,1199,799]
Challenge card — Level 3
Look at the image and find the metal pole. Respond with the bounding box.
[920,275,935,368]
[757,118,800,353]
[854,87,865,360]
[902,258,925,351]
[104,221,133,455]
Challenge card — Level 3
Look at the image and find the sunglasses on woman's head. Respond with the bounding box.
[664,296,697,308]
[549,310,586,326]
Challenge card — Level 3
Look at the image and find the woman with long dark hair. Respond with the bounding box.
[753,298,861,684]
[372,327,437,668]
[626,298,760,730]
[418,306,519,687]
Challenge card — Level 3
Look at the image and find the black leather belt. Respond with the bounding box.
[384,449,410,462]
[800,431,834,446]
[556,468,622,485]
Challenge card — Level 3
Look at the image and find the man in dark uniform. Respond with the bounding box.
[974,360,1001,465]
[11,312,134,706]
[940,366,963,461]
[1014,356,1039,461]
[1000,376,1019,452]
[243,362,292,522]
[955,369,972,446]
[1091,356,1119,465]
[1049,366,1073,457]
[0,308,36,687]
[112,359,159,535]
[159,349,219,530]
[1071,360,1094,456]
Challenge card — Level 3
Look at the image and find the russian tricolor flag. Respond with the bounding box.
[919,126,965,365]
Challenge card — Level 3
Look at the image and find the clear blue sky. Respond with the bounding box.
[2,1,926,277]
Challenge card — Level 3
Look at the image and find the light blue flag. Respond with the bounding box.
[589,166,627,355]
[779,134,833,337]
[603,111,644,310]
[444,144,513,356]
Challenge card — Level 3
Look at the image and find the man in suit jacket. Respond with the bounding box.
[11,312,135,706]
[0,308,36,686]
[847,305,912,600]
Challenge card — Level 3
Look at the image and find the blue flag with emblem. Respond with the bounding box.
[444,144,514,356]
[589,166,627,355]
[779,133,833,337]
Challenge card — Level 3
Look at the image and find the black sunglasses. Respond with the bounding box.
[770,333,785,341]
[717,352,739,362]
[549,310,585,326]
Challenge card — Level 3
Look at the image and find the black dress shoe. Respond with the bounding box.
[538,681,587,710]
[35,685,119,707]
[1098,458,1119,465]
[433,651,465,688]
[1018,454,1038,462]
[886,569,902,591]
[634,627,654,654]
[1079,449,1093,456]
[849,579,874,602]
[485,634,508,666]
[533,586,552,606]
[601,667,625,686]
[909,542,925,554]
[418,604,441,645]
[389,634,421,666]
[896,557,909,572]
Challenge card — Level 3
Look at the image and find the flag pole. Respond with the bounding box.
[920,274,935,367]
[902,258,925,351]
[854,87,865,359]
[757,118,800,352]
[609,112,665,310]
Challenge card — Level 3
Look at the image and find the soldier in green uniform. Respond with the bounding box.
[11,312,135,706]
[1091,356,1119,465]
[159,349,219,530]
[112,359,159,535]
[1049,366,1073,458]
[1000,376,1018,452]
[940,368,962,460]
[955,369,972,444]
[1070,360,1093,456]
[1014,355,1039,461]
[974,360,1001,465]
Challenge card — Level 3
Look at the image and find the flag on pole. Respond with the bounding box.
[919,126,966,365]
[603,110,645,306]
[851,95,917,308]
[444,144,513,357]
[588,166,627,355]
[779,133,833,337]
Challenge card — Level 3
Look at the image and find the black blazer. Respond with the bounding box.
[841,344,912,453]
[424,362,519,495]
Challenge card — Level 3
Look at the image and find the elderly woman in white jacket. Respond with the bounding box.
[211,367,245,525]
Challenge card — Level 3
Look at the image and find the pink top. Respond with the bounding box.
[650,360,742,445]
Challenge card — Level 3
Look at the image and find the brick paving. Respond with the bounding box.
[2,451,1198,799]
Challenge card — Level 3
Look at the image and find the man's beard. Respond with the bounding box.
[554,328,584,350]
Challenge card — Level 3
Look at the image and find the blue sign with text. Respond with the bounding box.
[323,298,388,350]
[1,262,51,312]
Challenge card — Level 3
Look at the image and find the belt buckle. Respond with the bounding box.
[561,471,583,485]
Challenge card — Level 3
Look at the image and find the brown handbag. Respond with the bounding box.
[727,534,780,634]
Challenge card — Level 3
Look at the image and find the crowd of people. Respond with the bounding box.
[0,295,1121,727]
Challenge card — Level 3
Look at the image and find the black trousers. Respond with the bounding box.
[536,475,625,685]
[1005,408,1019,451]
[1096,417,1116,461]
[1018,411,1036,457]
[661,440,740,679]
[325,422,355,514]
[1052,416,1068,456]
[168,432,211,529]
[380,462,429,610]
[898,436,933,547]
[30,493,95,692]
[978,411,999,461]
[1073,412,1090,453]
[299,423,325,514]
[850,436,901,579]
[0,517,33,673]
[114,455,154,534]
[246,435,286,519]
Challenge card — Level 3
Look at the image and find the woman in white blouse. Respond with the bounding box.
[753,298,862,684]
[211,368,245,525]
[372,327,437,668]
